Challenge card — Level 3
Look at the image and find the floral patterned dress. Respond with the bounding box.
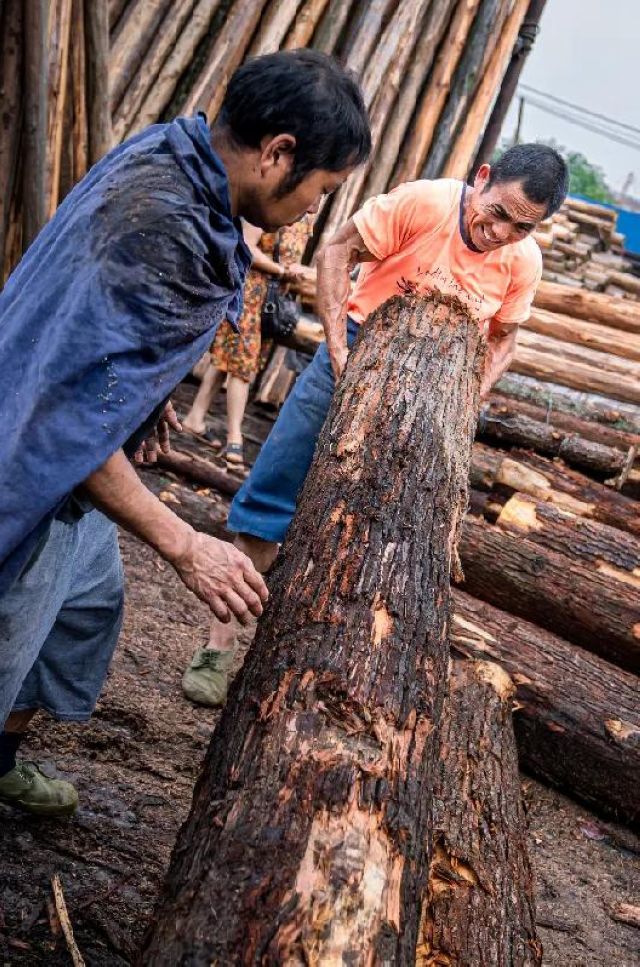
[210,217,312,382]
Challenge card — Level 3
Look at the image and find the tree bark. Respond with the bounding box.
[442,0,530,180]
[458,515,640,674]
[451,590,640,826]
[477,404,636,477]
[392,0,481,187]
[283,0,331,49]
[533,279,640,335]
[141,294,485,964]
[513,327,640,405]
[126,0,222,136]
[488,392,640,451]
[109,0,172,111]
[421,0,504,180]
[496,492,640,585]
[112,0,195,142]
[23,0,49,246]
[417,658,542,966]
[84,0,112,164]
[362,0,456,199]
[0,0,23,265]
[248,0,302,56]
[181,0,271,121]
[470,444,640,538]
[526,305,640,363]
[495,371,640,436]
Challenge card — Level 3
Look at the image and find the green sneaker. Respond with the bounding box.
[0,761,79,817]
[182,647,234,707]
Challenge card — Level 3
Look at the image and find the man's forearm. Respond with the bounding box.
[82,449,193,564]
[316,239,351,355]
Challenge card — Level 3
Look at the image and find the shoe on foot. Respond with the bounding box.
[182,648,234,707]
[0,761,78,817]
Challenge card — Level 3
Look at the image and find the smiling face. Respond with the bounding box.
[464,163,548,253]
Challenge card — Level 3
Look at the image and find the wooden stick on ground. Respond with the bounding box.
[141,293,485,964]
[51,874,85,967]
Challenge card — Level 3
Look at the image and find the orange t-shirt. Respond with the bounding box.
[348,179,542,331]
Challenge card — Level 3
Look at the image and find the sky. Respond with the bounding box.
[501,0,639,197]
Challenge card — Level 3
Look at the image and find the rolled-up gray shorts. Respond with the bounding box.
[0,510,124,730]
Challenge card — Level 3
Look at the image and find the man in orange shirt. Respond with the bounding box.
[183,143,568,705]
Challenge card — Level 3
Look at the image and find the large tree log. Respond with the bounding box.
[181,0,271,120]
[392,0,481,186]
[488,393,640,452]
[418,658,541,966]
[422,0,505,180]
[451,591,640,826]
[84,0,112,164]
[496,492,640,586]
[112,0,195,142]
[470,444,640,538]
[126,0,222,137]
[533,279,640,335]
[524,306,640,363]
[513,327,640,405]
[495,372,640,435]
[442,0,530,180]
[458,515,640,674]
[142,294,484,964]
[477,405,637,478]
[362,0,456,199]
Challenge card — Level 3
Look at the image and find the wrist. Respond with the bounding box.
[153,515,196,568]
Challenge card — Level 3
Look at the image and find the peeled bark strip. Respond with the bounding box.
[417,659,541,966]
[478,405,635,477]
[458,515,640,674]
[451,591,640,825]
[497,492,640,586]
[533,279,640,335]
[142,294,484,965]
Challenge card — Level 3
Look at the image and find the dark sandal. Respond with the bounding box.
[222,443,244,471]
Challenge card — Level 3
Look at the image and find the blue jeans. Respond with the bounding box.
[0,510,124,729]
[228,319,359,543]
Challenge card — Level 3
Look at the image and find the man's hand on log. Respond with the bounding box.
[171,532,269,624]
[134,401,182,464]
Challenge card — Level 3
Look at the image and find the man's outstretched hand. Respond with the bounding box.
[171,531,269,624]
[134,401,182,464]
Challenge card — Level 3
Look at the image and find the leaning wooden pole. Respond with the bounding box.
[142,293,485,964]
[418,659,542,966]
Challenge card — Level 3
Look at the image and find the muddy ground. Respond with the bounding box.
[1,390,638,965]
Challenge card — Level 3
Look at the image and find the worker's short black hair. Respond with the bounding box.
[218,49,371,191]
[487,143,569,217]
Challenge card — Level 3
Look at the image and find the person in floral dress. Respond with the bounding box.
[182,216,315,469]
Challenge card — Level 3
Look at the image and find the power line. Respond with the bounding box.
[522,96,640,152]
[519,83,640,138]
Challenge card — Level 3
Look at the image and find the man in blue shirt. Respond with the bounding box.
[0,50,371,816]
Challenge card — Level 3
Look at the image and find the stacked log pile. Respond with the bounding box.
[2,0,539,282]
[533,197,640,299]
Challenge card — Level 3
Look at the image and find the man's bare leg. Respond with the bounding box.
[182,364,225,435]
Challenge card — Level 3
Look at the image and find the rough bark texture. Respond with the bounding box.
[533,279,640,335]
[497,492,640,586]
[477,406,634,477]
[451,591,640,825]
[142,294,484,965]
[417,659,542,966]
[458,515,640,674]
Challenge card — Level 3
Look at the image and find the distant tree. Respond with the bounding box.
[492,138,614,204]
